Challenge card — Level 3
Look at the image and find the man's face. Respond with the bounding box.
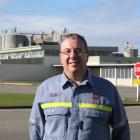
[60,38,88,75]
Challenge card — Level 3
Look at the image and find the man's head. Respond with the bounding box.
[59,33,88,77]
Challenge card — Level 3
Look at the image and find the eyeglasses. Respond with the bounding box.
[60,48,87,56]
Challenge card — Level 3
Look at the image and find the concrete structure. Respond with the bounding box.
[1,34,29,49]
[53,63,137,87]
[0,31,140,87]
[89,64,135,87]
[124,41,138,57]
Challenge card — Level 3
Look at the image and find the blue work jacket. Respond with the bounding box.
[29,71,130,140]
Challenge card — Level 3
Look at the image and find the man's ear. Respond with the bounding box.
[86,53,89,62]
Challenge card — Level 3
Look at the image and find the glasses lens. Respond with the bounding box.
[61,48,86,56]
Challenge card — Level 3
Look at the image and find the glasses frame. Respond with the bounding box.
[60,48,87,56]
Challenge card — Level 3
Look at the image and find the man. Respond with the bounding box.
[29,33,130,140]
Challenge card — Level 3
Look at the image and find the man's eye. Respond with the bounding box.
[75,49,81,53]
[65,49,71,53]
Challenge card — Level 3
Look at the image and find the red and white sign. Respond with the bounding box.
[134,62,140,77]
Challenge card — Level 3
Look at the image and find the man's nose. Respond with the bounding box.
[69,50,77,57]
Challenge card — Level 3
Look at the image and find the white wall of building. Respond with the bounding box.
[106,78,133,87]
[0,64,48,81]
[0,55,61,81]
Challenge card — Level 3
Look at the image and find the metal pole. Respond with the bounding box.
[136,76,140,101]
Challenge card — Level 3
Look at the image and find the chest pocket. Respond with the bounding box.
[80,109,111,130]
[43,107,68,139]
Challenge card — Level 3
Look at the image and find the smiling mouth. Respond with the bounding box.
[69,62,80,67]
[69,61,79,64]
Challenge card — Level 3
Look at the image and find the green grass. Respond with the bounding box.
[0,93,140,107]
[123,98,140,105]
[0,93,35,107]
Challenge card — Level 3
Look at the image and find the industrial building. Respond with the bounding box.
[0,30,140,87]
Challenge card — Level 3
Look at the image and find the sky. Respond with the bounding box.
[0,0,140,53]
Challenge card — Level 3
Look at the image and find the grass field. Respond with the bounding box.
[0,93,140,107]
[0,93,35,107]
[123,98,140,105]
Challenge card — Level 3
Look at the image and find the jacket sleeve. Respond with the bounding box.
[110,87,130,140]
[29,86,45,140]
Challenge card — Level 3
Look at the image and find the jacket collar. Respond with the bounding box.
[60,70,93,89]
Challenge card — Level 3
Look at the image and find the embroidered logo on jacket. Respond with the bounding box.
[92,93,101,104]
[49,92,63,97]
[92,94,100,100]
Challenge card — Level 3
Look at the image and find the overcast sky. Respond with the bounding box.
[0,0,140,53]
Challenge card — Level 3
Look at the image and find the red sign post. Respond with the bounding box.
[133,62,140,101]
[134,62,140,77]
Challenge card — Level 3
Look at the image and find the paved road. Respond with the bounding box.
[0,84,38,94]
[125,106,140,140]
[0,107,140,140]
[0,83,138,99]
[0,109,30,140]
[117,86,137,98]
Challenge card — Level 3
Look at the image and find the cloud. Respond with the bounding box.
[0,14,69,33]
[63,0,140,48]
[0,0,140,50]
[0,0,12,5]
[0,12,140,48]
